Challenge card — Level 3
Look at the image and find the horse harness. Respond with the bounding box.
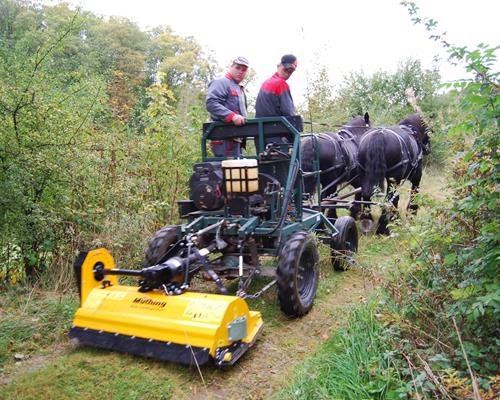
[358,126,422,174]
[312,129,357,176]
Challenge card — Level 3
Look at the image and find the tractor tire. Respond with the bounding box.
[276,232,319,317]
[331,216,358,271]
[144,225,179,267]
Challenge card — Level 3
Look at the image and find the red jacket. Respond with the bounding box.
[255,73,296,117]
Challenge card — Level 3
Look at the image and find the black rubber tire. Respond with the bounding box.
[276,232,319,317]
[331,216,358,271]
[144,225,179,267]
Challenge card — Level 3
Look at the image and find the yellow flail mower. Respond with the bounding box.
[69,116,359,367]
[70,248,263,367]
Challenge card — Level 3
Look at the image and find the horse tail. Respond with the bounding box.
[300,136,316,195]
[361,132,386,199]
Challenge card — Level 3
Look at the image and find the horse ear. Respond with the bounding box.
[364,112,370,125]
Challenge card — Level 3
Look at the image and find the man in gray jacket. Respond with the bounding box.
[206,56,249,157]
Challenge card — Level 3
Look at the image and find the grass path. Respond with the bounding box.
[0,167,447,399]
[0,265,372,399]
[0,268,375,400]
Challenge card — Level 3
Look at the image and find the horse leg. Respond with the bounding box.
[326,207,338,220]
[323,183,338,220]
[359,192,374,234]
[407,167,422,214]
[350,190,362,219]
[388,179,400,220]
[348,176,362,219]
[376,179,397,235]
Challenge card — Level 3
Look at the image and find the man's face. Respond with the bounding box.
[277,61,297,81]
[229,63,248,83]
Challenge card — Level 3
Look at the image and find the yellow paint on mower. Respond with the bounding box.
[69,249,263,366]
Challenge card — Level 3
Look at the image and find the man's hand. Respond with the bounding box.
[232,114,246,126]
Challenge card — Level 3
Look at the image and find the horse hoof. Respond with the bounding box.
[376,226,390,236]
[360,219,373,234]
[407,206,418,215]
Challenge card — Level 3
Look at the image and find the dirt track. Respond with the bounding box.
[168,270,374,400]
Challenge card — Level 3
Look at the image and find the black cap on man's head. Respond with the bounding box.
[281,54,297,69]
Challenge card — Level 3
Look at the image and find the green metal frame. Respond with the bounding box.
[189,117,338,254]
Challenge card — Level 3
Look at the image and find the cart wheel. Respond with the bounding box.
[331,216,358,271]
[276,232,319,317]
[144,225,179,267]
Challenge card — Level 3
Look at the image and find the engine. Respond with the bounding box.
[187,159,281,218]
[189,162,224,211]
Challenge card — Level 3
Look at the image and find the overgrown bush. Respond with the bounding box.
[0,1,212,287]
[378,2,500,397]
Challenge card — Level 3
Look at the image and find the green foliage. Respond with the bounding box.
[304,58,444,125]
[337,58,442,124]
[151,26,217,110]
[0,1,210,285]
[0,2,108,281]
[133,83,200,228]
[303,66,336,122]
[85,15,149,123]
[383,0,500,386]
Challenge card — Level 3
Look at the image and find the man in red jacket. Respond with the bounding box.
[255,55,298,182]
[255,54,297,118]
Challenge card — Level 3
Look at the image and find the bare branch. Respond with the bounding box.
[452,317,482,400]
[415,352,452,400]
[15,11,82,111]
[402,353,422,400]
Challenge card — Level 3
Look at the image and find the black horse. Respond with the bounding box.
[301,113,371,219]
[357,113,431,234]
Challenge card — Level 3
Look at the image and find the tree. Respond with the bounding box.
[301,58,445,131]
[335,58,442,124]
[0,1,219,285]
[147,26,218,116]
[84,16,149,122]
[0,1,106,281]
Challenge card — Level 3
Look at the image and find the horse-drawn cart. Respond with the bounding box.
[68,116,359,367]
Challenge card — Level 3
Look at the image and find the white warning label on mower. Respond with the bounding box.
[183,301,226,322]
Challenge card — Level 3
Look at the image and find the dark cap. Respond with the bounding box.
[281,54,297,70]
[232,56,249,67]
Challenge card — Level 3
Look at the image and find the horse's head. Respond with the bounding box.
[399,113,432,155]
[343,112,371,141]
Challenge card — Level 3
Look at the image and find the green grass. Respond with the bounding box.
[0,350,173,400]
[0,287,78,370]
[277,297,407,400]
[316,243,347,297]
[277,167,450,400]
